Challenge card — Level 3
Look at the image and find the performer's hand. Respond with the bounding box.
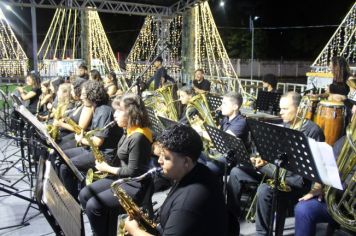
[125,218,140,235]
[17,87,23,93]
[95,161,111,172]
[254,157,267,168]
[298,193,323,202]
[75,130,84,144]
[299,182,323,202]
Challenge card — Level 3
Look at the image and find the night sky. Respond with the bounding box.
[1,0,355,61]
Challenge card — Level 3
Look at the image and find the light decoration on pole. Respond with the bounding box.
[38,8,122,78]
[193,2,247,96]
[311,2,355,72]
[307,2,355,89]
[126,15,182,83]
[0,8,28,77]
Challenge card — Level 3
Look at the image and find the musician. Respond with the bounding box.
[56,78,91,147]
[261,74,278,92]
[146,56,175,90]
[193,69,211,94]
[78,63,89,80]
[177,86,198,125]
[104,71,118,97]
[59,80,121,198]
[227,91,324,236]
[79,94,152,236]
[206,92,249,175]
[16,73,42,114]
[89,69,103,82]
[37,80,53,116]
[293,94,356,236]
[125,124,228,236]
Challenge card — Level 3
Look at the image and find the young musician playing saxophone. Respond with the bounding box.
[79,94,153,236]
[16,73,42,114]
[125,124,228,236]
[59,80,122,198]
[227,91,325,236]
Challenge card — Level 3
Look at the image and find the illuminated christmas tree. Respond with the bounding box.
[38,8,121,77]
[0,8,28,77]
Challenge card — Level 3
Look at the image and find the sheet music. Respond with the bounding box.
[308,138,343,190]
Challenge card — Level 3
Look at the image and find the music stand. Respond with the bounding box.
[255,91,282,114]
[206,94,222,111]
[146,107,164,136]
[204,124,251,199]
[157,116,179,129]
[247,118,323,236]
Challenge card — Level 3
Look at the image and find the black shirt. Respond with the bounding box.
[329,82,349,96]
[157,163,227,236]
[28,87,41,114]
[112,131,152,178]
[178,106,198,125]
[91,104,123,160]
[193,79,211,92]
[147,67,175,90]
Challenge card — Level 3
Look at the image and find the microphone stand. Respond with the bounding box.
[126,42,171,97]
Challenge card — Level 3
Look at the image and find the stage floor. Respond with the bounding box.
[0,134,350,236]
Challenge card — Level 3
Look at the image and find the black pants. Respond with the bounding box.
[79,178,147,236]
[227,166,263,235]
[59,147,95,198]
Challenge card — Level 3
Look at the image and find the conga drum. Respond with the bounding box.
[305,96,319,120]
[314,100,345,145]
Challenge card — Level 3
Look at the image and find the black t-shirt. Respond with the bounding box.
[147,67,175,90]
[193,79,211,92]
[112,132,152,178]
[28,87,41,114]
[157,163,227,236]
[178,106,198,125]
[329,82,349,96]
[91,104,123,160]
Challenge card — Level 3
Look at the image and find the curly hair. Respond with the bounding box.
[112,93,150,128]
[158,124,203,162]
[82,80,108,105]
[90,69,102,82]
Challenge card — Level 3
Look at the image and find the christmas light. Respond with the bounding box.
[0,8,28,77]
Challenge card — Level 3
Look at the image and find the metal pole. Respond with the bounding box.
[31,7,38,73]
[250,16,254,81]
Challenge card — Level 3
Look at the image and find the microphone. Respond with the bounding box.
[112,167,162,185]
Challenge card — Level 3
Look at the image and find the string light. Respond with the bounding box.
[38,8,122,76]
[312,2,356,72]
[0,8,28,77]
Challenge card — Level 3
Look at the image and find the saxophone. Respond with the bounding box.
[63,117,83,135]
[245,96,310,222]
[47,102,68,141]
[85,121,116,185]
[111,168,161,236]
[325,113,356,232]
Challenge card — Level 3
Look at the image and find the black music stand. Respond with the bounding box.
[157,116,179,129]
[204,124,251,200]
[247,118,323,236]
[255,91,282,115]
[206,94,222,111]
[146,107,164,137]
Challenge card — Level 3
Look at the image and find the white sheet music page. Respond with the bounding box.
[308,138,343,190]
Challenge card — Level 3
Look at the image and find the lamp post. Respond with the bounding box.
[250,15,259,81]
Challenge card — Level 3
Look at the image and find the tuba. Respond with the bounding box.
[111,168,161,236]
[186,93,216,127]
[325,113,356,232]
[154,84,179,121]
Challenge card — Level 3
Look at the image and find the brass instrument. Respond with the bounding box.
[63,117,83,134]
[85,121,116,185]
[47,103,68,141]
[325,113,356,232]
[111,168,161,236]
[245,96,310,222]
[186,93,216,127]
